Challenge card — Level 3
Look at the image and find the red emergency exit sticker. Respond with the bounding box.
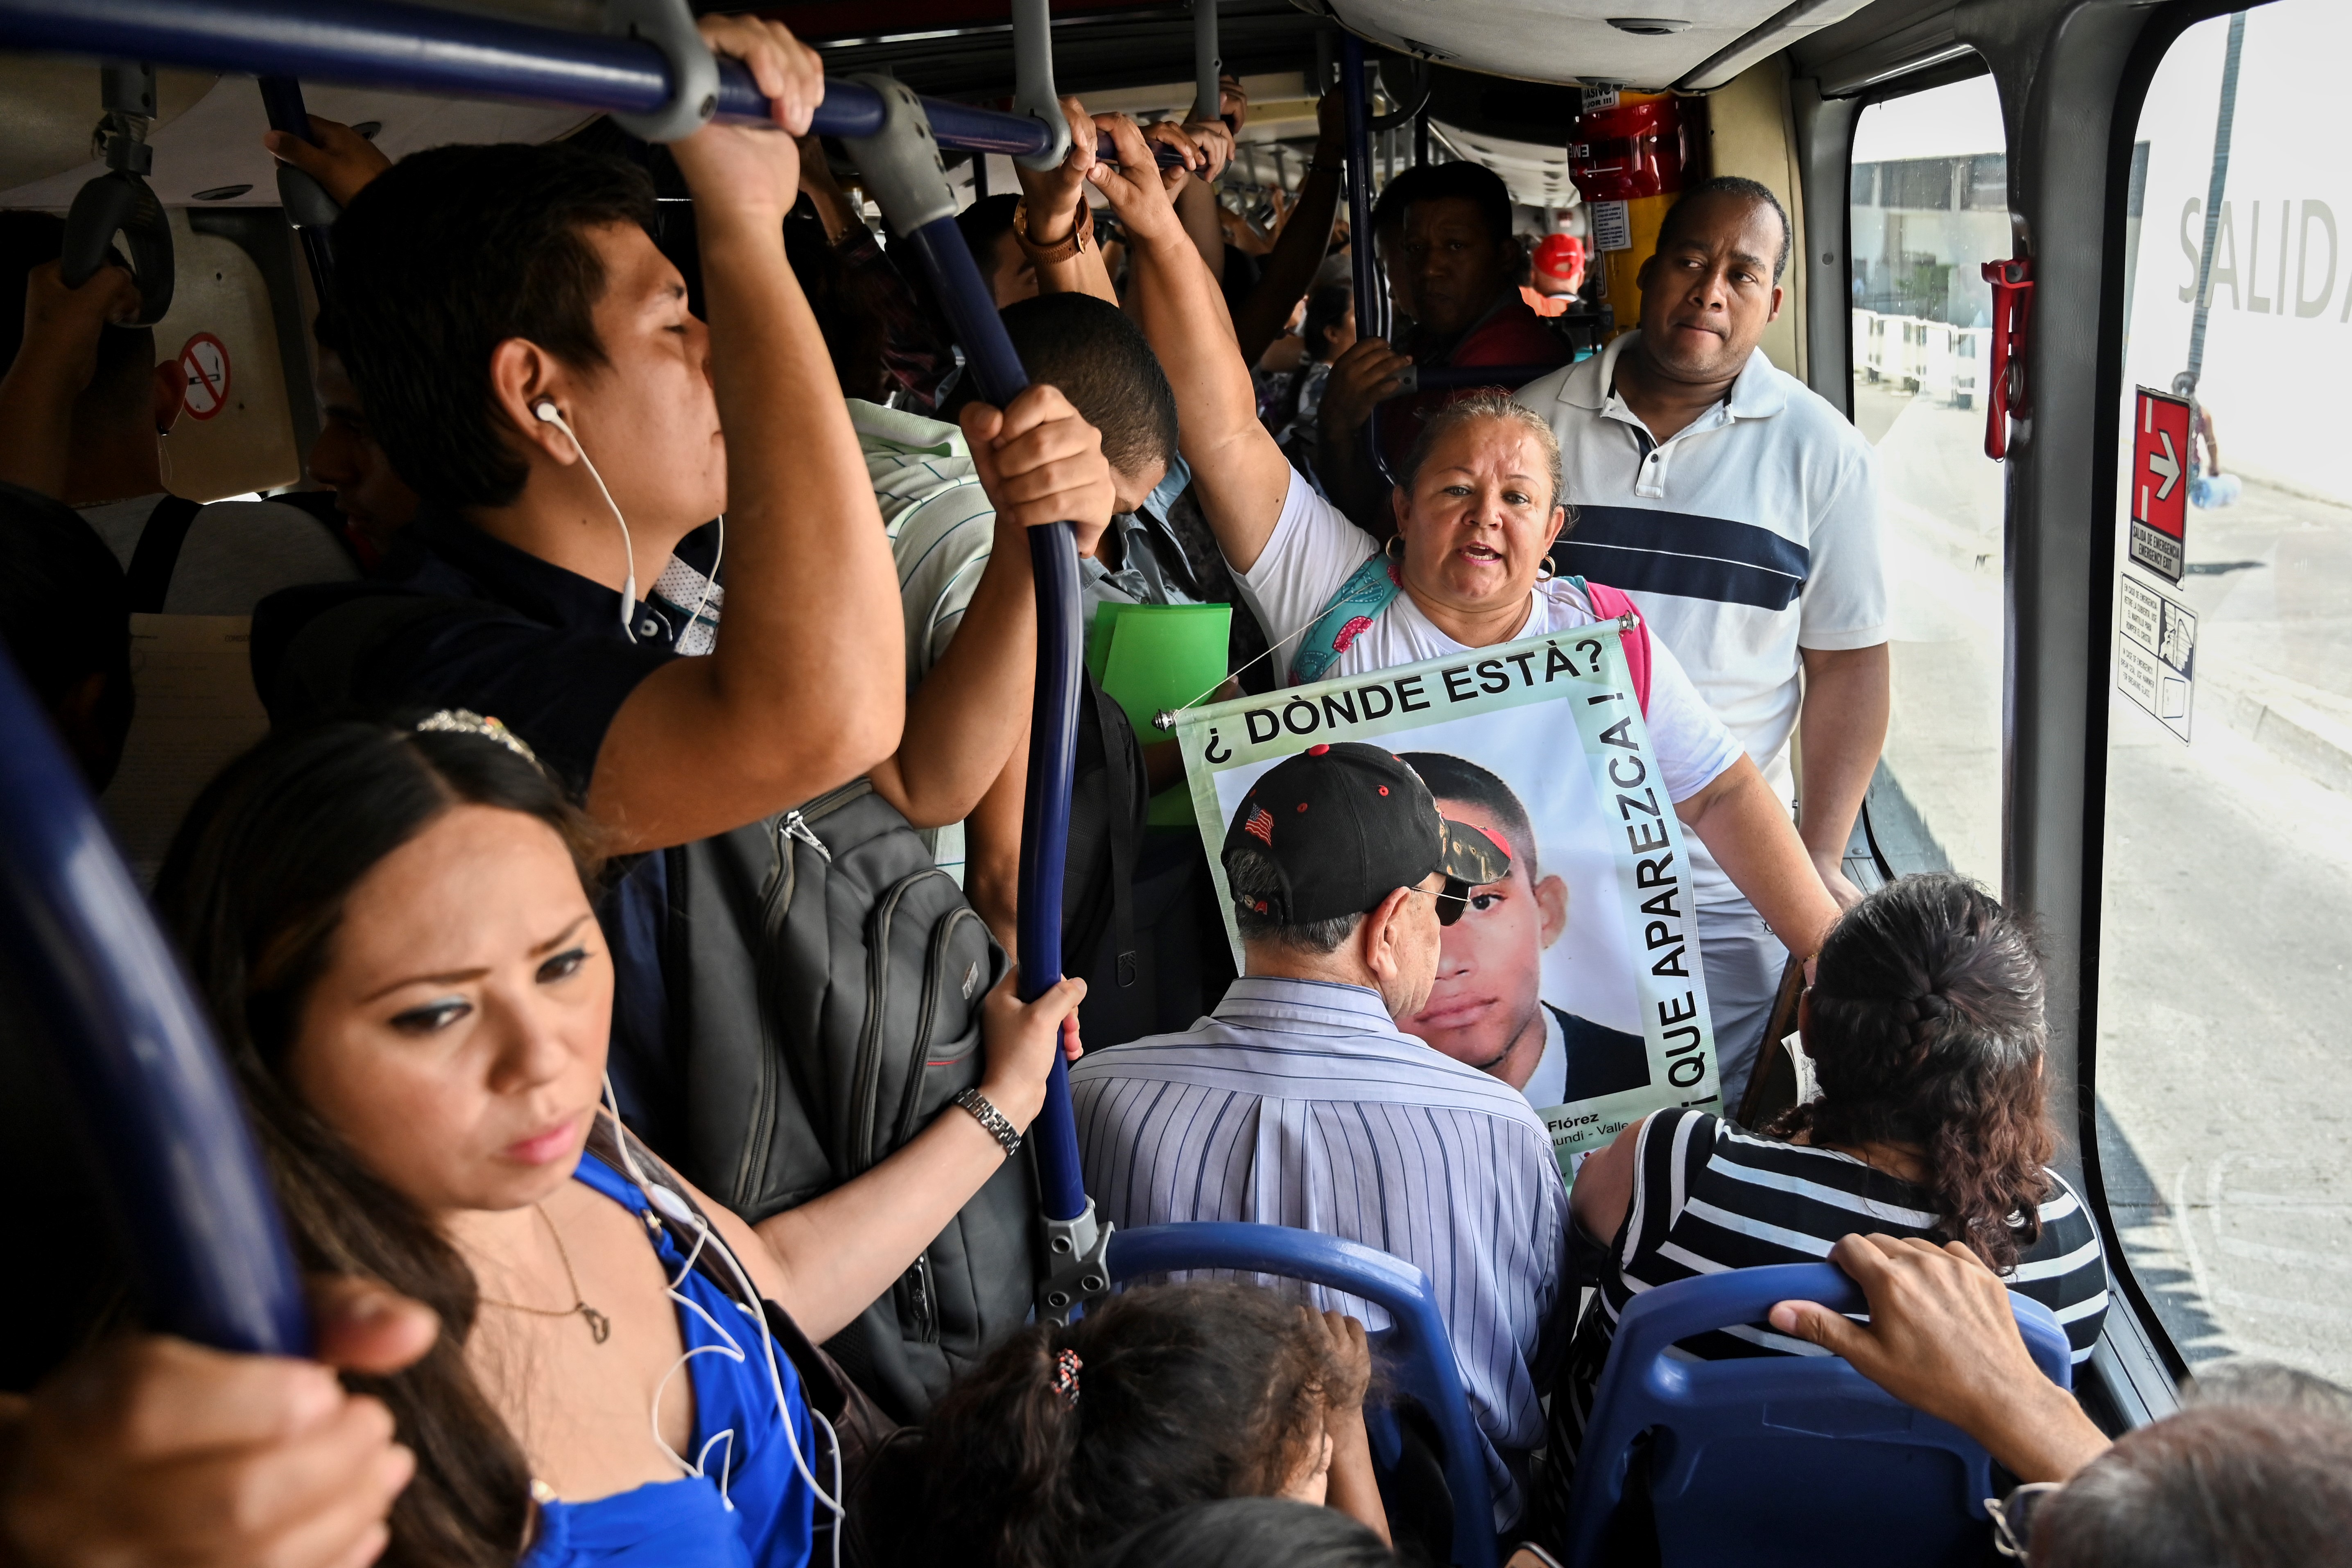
[178,332,232,422]
[2130,386,2191,582]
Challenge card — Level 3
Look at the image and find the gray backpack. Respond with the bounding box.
[664,778,1033,1422]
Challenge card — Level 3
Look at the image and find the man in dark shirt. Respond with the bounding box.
[1313,161,1572,530]
[257,25,1111,1148]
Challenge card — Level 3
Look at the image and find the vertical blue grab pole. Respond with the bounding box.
[1341,33,1398,485]
[0,649,309,1356]
[839,77,1110,1319]
[894,241,1086,1235]
[1341,32,1383,343]
[256,74,341,301]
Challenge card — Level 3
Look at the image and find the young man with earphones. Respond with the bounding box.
[255,14,1115,1211]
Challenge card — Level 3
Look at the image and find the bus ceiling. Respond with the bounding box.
[0,0,1970,222]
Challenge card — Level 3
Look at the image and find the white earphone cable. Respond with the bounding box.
[688,513,724,650]
[597,1084,846,1568]
[532,399,640,643]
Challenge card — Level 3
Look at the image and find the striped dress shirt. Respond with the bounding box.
[1068,976,1570,1528]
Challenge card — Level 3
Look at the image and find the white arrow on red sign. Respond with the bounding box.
[2147,430,2181,500]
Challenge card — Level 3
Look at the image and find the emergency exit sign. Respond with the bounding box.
[2130,386,2193,582]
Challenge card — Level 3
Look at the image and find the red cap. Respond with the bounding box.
[1534,232,1587,282]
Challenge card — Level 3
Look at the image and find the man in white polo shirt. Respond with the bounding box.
[1515,176,1888,1106]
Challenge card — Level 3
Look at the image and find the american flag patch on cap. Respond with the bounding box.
[1244,804,1275,845]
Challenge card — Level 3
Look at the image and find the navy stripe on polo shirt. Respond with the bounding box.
[1552,505,1813,613]
[1516,333,1887,904]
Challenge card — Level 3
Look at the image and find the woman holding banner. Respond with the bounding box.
[1082,115,1841,1085]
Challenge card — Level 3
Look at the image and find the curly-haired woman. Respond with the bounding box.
[1556,873,2109,1461]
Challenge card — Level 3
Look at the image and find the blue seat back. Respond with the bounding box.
[1564,1262,2073,1568]
[1107,1222,1497,1568]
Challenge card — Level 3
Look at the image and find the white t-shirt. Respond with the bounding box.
[1515,334,1886,904]
[80,493,357,615]
[1233,466,1744,807]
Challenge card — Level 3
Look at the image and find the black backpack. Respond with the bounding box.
[1063,677,1149,1014]
[663,776,1030,1421]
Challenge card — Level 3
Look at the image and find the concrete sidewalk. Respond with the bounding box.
[2200,662,2352,797]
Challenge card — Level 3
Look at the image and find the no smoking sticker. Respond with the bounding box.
[177,332,232,421]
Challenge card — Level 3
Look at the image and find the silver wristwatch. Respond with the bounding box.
[953,1087,1022,1157]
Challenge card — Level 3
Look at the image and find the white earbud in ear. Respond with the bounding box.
[529,398,638,642]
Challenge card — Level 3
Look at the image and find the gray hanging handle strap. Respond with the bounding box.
[2175,10,2246,400]
[605,0,719,144]
[1192,0,1221,124]
[839,75,957,233]
[1009,0,1070,173]
[62,61,175,325]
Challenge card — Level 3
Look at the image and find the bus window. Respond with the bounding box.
[2097,0,2352,1386]
[1846,73,2009,882]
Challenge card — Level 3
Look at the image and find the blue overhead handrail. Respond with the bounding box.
[0,647,309,1357]
[0,0,1178,166]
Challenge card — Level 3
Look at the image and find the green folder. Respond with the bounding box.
[1088,603,1232,742]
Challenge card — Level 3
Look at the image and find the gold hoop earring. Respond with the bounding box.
[1535,557,1555,583]
[1385,534,1405,561]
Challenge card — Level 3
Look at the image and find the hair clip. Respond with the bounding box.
[415,709,541,767]
[1050,1348,1082,1406]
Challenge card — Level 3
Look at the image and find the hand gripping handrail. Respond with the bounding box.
[1109,1223,1500,1568]
[0,0,1162,164]
[837,77,1108,1325]
[0,647,310,1356]
[256,74,340,300]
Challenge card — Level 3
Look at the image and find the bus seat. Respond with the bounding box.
[1107,1222,1499,1568]
[1564,1261,2073,1568]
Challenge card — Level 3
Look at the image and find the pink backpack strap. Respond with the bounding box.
[1579,579,1652,717]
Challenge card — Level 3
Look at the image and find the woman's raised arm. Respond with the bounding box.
[1086,115,1295,574]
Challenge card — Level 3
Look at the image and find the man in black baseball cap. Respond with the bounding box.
[1069,742,1569,1531]
[1220,741,1509,1011]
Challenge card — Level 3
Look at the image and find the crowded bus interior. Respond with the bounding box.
[0,0,2345,1562]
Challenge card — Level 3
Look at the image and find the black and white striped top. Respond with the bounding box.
[1558,1108,2109,1453]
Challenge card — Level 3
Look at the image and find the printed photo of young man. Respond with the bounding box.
[1397,751,1652,1108]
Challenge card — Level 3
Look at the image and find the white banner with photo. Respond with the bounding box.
[1173,628,1721,1167]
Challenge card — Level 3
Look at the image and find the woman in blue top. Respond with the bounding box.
[147,710,1083,1568]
